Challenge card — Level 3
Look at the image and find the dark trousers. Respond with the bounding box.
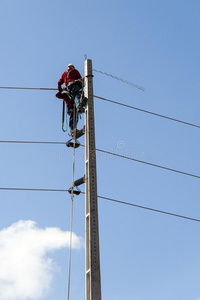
[55,91,79,131]
[67,107,79,131]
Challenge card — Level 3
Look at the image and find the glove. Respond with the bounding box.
[58,87,62,92]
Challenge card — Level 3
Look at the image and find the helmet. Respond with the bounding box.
[67,64,75,69]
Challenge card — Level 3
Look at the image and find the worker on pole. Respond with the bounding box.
[55,64,82,133]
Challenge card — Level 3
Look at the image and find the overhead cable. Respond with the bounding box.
[0,187,68,192]
[92,146,200,180]
[0,86,57,91]
[1,187,200,223]
[0,140,66,145]
[94,95,200,129]
[93,69,145,92]
[97,194,200,223]
[0,140,200,180]
[0,86,199,129]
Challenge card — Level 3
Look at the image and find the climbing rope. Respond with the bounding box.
[67,188,74,300]
[64,77,84,300]
[67,104,78,300]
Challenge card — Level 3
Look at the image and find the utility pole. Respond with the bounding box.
[84,59,101,300]
[68,59,101,300]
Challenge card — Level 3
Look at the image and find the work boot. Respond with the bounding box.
[78,107,85,114]
[78,96,88,109]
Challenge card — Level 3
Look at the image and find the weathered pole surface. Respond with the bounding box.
[84,59,101,300]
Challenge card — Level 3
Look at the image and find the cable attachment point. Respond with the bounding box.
[71,126,85,139]
[66,138,80,148]
[74,176,85,187]
[68,175,85,196]
[68,186,81,196]
[85,75,94,78]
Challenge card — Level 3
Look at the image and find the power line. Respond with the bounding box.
[0,140,66,145]
[93,69,145,92]
[0,187,68,192]
[0,86,57,91]
[0,187,200,223]
[92,146,200,180]
[97,195,200,223]
[1,140,200,180]
[94,95,200,129]
[0,86,199,129]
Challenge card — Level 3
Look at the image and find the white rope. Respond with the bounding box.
[67,188,74,300]
[67,103,78,300]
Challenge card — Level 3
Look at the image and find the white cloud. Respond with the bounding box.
[0,220,83,300]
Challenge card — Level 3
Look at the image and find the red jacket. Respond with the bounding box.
[58,69,82,90]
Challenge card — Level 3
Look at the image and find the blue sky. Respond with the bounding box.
[1,0,200,299]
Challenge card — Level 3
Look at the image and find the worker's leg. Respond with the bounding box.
[69,84,81,109]
[68,107,79,132]
[74,91,82,109]
[55,91,70,102]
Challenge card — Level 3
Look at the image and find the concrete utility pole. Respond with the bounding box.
[84,59,102,300]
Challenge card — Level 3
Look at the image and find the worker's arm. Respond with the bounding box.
[75,70,82,87]
[57,73,65,91]
[75,69,82,80]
